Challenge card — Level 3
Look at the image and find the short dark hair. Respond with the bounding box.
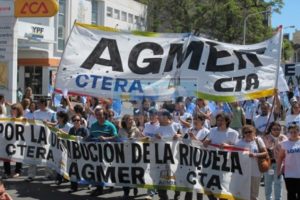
[216,113,231,128]
[56,111,69,124]
[38,98,48,106]
[288,123,300,132]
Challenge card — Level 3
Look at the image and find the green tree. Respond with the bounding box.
[282,38,294,61]
[136,0,284,44]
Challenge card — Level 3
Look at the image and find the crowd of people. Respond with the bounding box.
[0,86,300,200]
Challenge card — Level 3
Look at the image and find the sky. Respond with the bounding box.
[272,1,300,39]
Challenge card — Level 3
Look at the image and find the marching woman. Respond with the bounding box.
[119,114,143,199]
[263,121,287,200]
[203,113,238,200]
[236,125,268,200]
[68,114,89,193]
[3,103,24,179]
[184,113,209,200]
[277,124,300,200]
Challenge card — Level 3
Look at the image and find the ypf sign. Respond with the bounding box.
[14,0,59,17]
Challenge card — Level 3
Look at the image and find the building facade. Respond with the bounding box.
[293,30,300,63]
[16,0,147,98]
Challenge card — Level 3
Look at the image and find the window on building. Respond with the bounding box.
[140,17,145,26]
[128,13,133,23]
[114,9,120,19]
[107,6,113,17]
[24,66,43,95]
[121,11,127,22]
[57,0,65,51]
[134,16,139,24]
[91,0,98,25]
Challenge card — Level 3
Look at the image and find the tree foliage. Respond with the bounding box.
[136,0,284,44]
[282,38,294,61]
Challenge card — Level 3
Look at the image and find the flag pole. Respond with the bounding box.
[275,25,283,90]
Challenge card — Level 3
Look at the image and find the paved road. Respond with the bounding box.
[3,165,287,200]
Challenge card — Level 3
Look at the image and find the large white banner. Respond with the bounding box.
[0,118,251,199]
[55,23,287,102]
[283,63,300,86]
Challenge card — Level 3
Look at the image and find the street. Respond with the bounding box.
[3,165,287,200]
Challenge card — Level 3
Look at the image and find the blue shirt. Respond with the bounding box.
[90,120,118,138]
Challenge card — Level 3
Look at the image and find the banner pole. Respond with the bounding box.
[275,25,283,90]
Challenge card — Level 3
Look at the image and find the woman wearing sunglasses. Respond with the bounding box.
[277,124,300,200]
[67,114,89,193]
[236,125,268,200]
[263,122,287,200]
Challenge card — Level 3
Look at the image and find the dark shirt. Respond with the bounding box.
[68,126,88,138]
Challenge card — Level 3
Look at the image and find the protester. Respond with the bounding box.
[0,179,13,200]
[154,109,182,200]
[88,107,118,196]
[3,103,24,179]
[184,113,209,200]
[263,121,287,200]
[56,111,72,132]
[185,96,196,115]
[143,108,159,200]
[193,98,211,128]
[277,124,300,200]
[203,113,239,148]
[203,113,239,200]
[119,114,143,199]
[253,102,275,136]
[253,93,281,135]
[21,98,30,113]
[85,97,99,129]
[54,111,73,185]
[242,99,259,125]
[285,102,300,128]
[56,97,69,113]
[229,101,246,133]
[119,114,143,139]
[0,95,8,116]
[72,104,88,128]
[68,114,89,193]
[25,98,57,182]
[173,101,192,134]
[24,101,36,119]
[22,87,33,103]
[236,125,268,200]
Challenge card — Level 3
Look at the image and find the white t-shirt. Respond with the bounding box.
[190,127,210,141]
[24,111,35,120]
[236,137,265,177]
[254,114,274,134]
[34,108,56,122]
[208,127,239,145]
[143,121,160,138]
[285,114,300,128]
[155,122,182,139]
[280,139,300,178]
[56,122,73,133]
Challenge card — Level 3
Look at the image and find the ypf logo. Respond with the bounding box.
[14,0,59,17]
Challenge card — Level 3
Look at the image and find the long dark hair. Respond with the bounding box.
[266,121,281,135]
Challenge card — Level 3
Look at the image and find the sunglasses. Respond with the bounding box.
[271,128,281,131]
[73,119,81,122]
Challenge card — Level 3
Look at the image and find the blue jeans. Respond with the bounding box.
[264,163,283,200]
